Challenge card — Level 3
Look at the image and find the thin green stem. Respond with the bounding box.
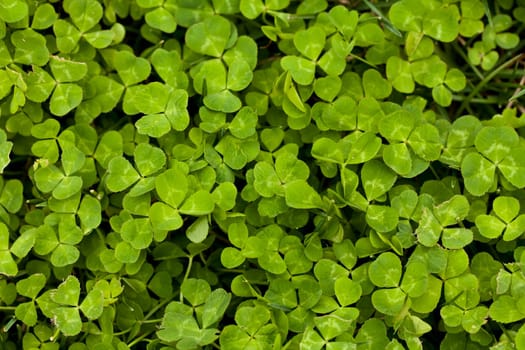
[50,328,60,342]
[495,69,525,77]
[267,10,316,20]
[127,330,155,348]
[362,0,402,37]
[452,42,484,81]
[143,291,179,321]
[455,53,524,117]
[113,327,133,336]
[347,52,377,68]
[2,317,16,332]
[0,306,16,311]
[428,164,440,180]
[239,276,267,302]
[180,255,194,303]
[451,96,503,104]
[139,318,162,324]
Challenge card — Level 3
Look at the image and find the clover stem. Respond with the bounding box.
[180,255,194,302]
[143,294,179,321]
[113,327,133,336]
[240,276,267,302]
[506,74,525,109]
[456,53,524,118]
[199,251,207,266]
[261,12,272,26]
[139,318,162,324]
[362,0,402,38]
[428,164,439,180]
[451,96,501,104]
[497,322,512,341]
[451,42,484,81]
[0,306,16,311]
[2,316,16,332]
[481,0,493,27]
[392,298,411,330]
[346,53,377,68]
[127,330,155,348]
[50,328,60,342]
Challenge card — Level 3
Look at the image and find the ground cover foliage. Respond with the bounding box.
[0,0,525,348]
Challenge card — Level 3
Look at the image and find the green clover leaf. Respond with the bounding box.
[313,308,358,341]
[284,180,324,210]
[133,143,166,177]
[25,66,57,103]
[423,5,460,42]
[34,165,83,200]
[294,26,325,61]
[319,96,358,131]
[371,287,406,316]
[366,205,399,233]
[79,288,104,320]
[145,7,177,33]
[123,82,168,115]
[179,190,215,216]
[475,196,525,241]
[388,0,425,32]
[432,84,453,107]
[405,31,434,60]
[136,89,190,137]
[400,260,428,298]
[215,134,259,170]
[105,156,140,192]
[49,56,88,83]
[489,295,525,323]
[239,0,265,19]
[0,0,27,23]
[155,168,188,208]
[462,126,525,195]
[204,90,242,113]
[0,222,18,276]
[311,138,344,164]
[53,20,82,53]
[186,15,232,57]
[76,76,124,122]
[114,50,151,87]
[361,159,397,202]
[229,107,257,139]
[379,109,441,176]
[387,56,414,93]
[63,0,103,33]
[362,69,392,99]
[253,161,281,198]
[0,130,13,174]
[327,5,358,40]
[281,56,316,86]
[11,29,49,66]
[40,275,84,336]
[313,76,341,102]
[411,55,447,88]
[368,252,402,288]
[416,195,472,249]
[220,304,277,349]
[32,3,59,30]
[120,217,153,249]
[265,278,297,310]
[227,58,253,92]
[50,83,84,117]
[334,276,362,306]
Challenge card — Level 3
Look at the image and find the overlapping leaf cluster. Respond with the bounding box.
[1,0,525,349]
